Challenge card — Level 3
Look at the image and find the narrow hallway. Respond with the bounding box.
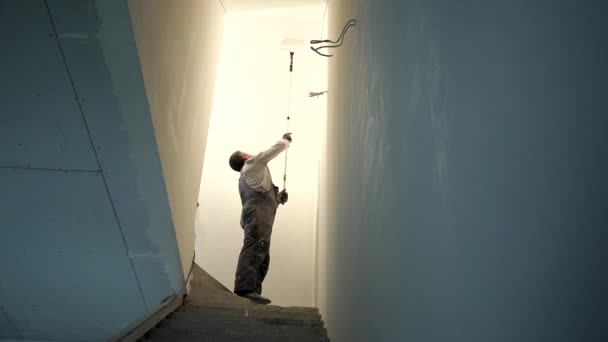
[1,0,607,341]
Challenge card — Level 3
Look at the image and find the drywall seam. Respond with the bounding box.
[0,166,100,173]
[218,0,227,14]
[43,0,148,311]
[313,159,321,307]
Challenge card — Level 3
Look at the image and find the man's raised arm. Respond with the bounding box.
[253,133,292,165]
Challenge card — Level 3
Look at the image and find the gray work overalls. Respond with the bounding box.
[234,175,280,295]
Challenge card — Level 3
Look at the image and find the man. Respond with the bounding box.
[228,133,292,304]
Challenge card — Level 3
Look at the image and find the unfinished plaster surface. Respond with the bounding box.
[318,0,608,341]
[128,0,225,278]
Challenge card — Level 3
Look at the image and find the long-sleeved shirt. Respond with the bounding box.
[241,139,290,192]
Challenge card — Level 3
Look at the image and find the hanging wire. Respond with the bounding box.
[310,19,356,57]
[320,0,329,41]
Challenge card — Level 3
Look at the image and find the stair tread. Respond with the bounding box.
[147,335,328,342]
[174,308,321,321]
[161,318,325,332]
[148,323,327,339]
[161,319,326,334]
[184,302,318,313]
[147,338,328,342]
[170,312,323,326]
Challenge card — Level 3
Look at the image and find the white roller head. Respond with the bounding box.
[280,38,307,52]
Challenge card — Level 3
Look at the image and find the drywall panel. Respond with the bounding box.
[46,0,185,307]
[128,0,226,278]
[1,0,189,340]
[0,168,146,340]
[0,0,97,171]
[319,0,608,341]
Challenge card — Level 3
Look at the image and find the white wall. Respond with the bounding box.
[195,5,327,307]
[128,0,225,279]
[318,0,608,341]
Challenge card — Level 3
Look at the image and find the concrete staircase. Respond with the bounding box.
[139,265,329,342]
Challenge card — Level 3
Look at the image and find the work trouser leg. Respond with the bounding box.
[234,221,272,295]
[256,252,270,295]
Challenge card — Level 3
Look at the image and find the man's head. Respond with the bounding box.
[229,151,253,172]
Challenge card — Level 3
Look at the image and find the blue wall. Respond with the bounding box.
[0,0,184,340]
[323,0,607,341]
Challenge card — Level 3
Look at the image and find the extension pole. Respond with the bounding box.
[283,51,294,190]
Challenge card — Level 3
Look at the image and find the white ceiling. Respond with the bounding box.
[220,0,326,13]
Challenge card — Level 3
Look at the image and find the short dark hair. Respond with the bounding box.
[229,151,245,172]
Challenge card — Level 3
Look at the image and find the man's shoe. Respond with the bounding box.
[241,292,271,305]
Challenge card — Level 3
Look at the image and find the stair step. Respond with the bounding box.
[170,311,323,327]
[162,318,327,336]
[182,302,319,314]
[148,320,328,341]
[146,330,328,342]
[174,307,321,322]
